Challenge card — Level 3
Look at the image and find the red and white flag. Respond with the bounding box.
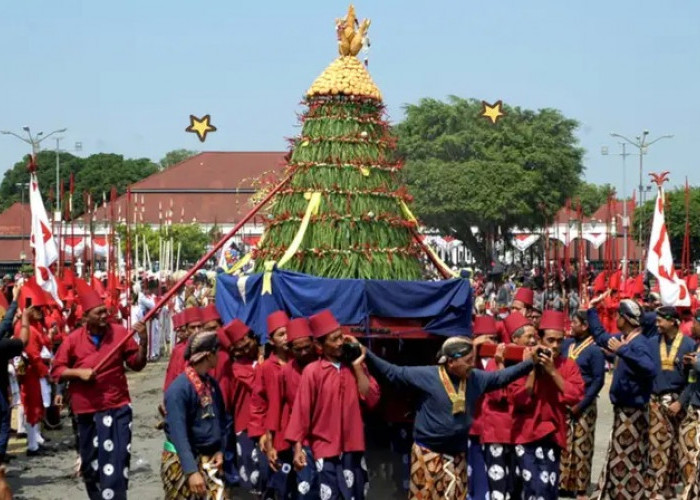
[29,167,62,306]
[646,179,690,306]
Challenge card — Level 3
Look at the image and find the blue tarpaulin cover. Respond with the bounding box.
[215,268,472,342]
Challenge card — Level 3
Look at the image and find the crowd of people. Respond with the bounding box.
[1,266,700,500]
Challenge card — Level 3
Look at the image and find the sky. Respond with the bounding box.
[1,1,698,197]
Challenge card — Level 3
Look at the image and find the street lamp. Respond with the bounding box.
[1,126,68,216]
[601,142,632,281]
[610,131,672,266]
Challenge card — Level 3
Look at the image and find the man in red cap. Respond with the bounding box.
[559,311,606,500]
[286,309,380,500]
[262,316,319,499]
[52,278,148,500]
[477,311,537,499]
[14,280,53,456]
[508,310,584,500]
[163,308,201,392]
[200,304,222,330]
[511,287,535,317]
[221,318,262,493]
[248,310,290,496]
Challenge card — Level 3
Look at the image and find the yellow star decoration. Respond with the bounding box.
[481,100,506,124]
[185,114,217,142]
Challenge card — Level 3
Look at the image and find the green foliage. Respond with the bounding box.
[159,149,198,170]
[574,182,617,216]
[0,151,158,214]
[632,186,700,264]
[394,96,585,265]
[255,96,423,280]
[116,223,209,266]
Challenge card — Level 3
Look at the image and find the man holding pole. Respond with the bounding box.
[51,278,149,500]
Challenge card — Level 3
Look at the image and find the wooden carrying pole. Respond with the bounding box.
[94,173,293,372]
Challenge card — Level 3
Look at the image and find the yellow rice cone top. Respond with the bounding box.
[306,5,382,101]
[307,56,382,101]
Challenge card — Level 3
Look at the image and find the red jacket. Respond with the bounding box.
[163,341,187,392]
[285,359,380,459]
[228,358,258,433]
[14,321,50,425]
[508,357,584,448]
[472,358,515,444]
[51,323,146,414]
[248,354,285,438]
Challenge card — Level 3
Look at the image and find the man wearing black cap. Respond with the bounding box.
[648,306,695,498]
[587,296,658,500]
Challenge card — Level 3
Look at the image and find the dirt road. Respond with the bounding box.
[5,360,614,499]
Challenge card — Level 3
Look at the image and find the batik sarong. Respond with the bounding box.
[161,447,225,500]
[76,404,132,500]
[591,405,650,500]
[409,443,466,500]
[648,393,683,496]
[316,452,368,500]
[559,404,597,495]
[679,406,700,500]
[513,438,560,500]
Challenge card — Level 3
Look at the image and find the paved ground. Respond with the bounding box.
[5,361,615,499]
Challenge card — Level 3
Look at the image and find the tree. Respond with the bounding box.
[159,149,198,170]
[574,182,617,216]
[394,96,585,266]
[0,152,158,214]
[632,185,700,265]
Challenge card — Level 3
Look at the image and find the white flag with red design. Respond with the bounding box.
[29,171,62,306]
[646,184,690,306]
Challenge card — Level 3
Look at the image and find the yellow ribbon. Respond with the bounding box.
[399,201,459,279]
[262,260,276,295]
[278,192,322,268]
[660,332,683,371]
[568,337,594,361]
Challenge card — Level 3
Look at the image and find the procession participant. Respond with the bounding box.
[479,312,537,500]
[467,315,499,500]
[14,281,52,456]
[51,278,149,500]
[161,329,226,500]
[587,296,658,500]
[511,287,534,317]
[648,306,695,498]
[224,318,262,492]
[559,310,606,500]
[286,309,380,500]
[0,285,29,465]
[162,311,189,392]
[508,310,585,500]
[530,305,543,331]
[200,304,222,330]
[679,310,700,500]
[367,326,535,500]
[265,317,318,499]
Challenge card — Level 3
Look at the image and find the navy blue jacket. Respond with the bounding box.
[680,354,700,409]
[561,336,606,411]
[653,332,695,395]
[164,371,227,475]
[587,309,657,408]
[366,350,534,454]
[0,300,17,339]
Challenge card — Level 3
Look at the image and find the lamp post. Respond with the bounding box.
[15,182,30,260]
[1,126,68,215]
[602,142,632,281]
[609,131,672,270]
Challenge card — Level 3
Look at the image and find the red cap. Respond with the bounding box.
[513,287,534,307]
[224,318,250,343]
[503,311,532,336]
[172,312,185,330]
[286,317,313,342]
[309,309,341,339]
[539,310,566,332]
[184,307,203,325]
[75,278,103,313]
[19,279,49,308]
[217,327,232,350]
[472,315,498,336]
[200,304,220,324]
[267,310,289,335]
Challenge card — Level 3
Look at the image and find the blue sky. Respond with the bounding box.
[1,1,698,196]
